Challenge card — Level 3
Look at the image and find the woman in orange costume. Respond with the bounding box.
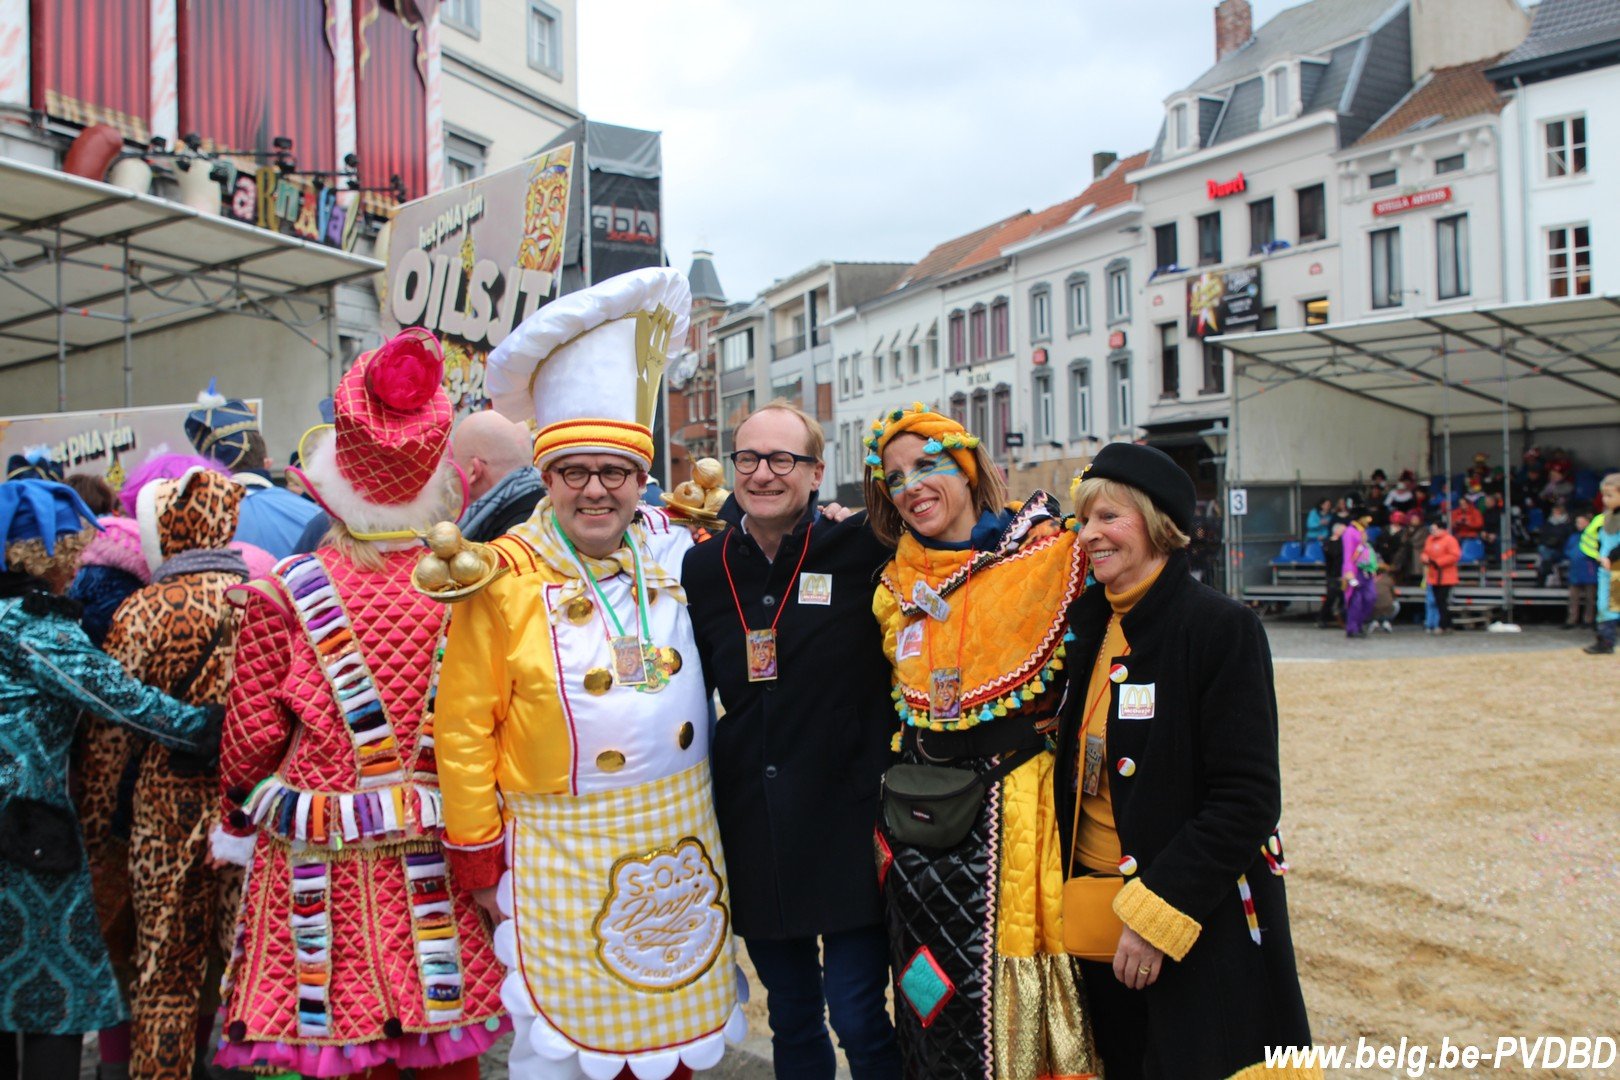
[862,405,1099,1079]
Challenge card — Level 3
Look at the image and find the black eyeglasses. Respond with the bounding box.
[729,449,817,476]
[552,464,638,490]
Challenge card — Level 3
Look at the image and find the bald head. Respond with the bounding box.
[453,411,535,500]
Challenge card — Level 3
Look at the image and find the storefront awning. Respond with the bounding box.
[0,156,382,375]
[1212,295,1620,433]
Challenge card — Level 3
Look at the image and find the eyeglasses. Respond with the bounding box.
[552,464,638,490]
[729,450,817,476]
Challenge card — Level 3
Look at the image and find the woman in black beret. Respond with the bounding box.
[1055,442,1319,1080]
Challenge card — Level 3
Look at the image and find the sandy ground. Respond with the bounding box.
[85,631,1617,1079]
[1277,642,1620,1079]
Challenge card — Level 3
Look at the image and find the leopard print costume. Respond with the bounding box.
[104,468,245,1080]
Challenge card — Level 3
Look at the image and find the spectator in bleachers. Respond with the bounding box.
[1304,497,1333,543]
[1317,520,1346,629]
[1579,475,1620,655]
[1364,473,1389,528]
[1451,497,1483,542]
[1383,470,1419,519]
[1564,511,1597,629]
[1376,511,1414,581]
[1541,465,1574,509]
[1422,515,1460,635]
[1536,501,1575,587]
[1479,494,1504,565]
[1342,509,1378,638]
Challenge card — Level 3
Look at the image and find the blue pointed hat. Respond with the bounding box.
[0,479,99,565]
[5,445,64,483]
[185,378,261,470]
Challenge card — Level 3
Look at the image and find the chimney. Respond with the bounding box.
[1215,0,1252,62]
[1092,151,1118,180]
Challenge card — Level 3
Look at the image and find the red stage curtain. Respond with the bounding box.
[354,0,427,213]
[30,0,151,140]
[179,0,335,172]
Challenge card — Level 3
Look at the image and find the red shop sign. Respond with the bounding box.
[1373,186,1453,216]
[1207,172,1247,199]
[1032,347,1049,366]
[1109,330,1126,349]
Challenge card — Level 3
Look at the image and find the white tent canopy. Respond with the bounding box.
[0,156,381,407]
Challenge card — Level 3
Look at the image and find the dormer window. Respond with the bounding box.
[1266,63,1295,123]
[1171,102,1191,152]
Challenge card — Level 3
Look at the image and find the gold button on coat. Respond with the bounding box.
[566,597,595,624]
[583,668,613,695]
[596,750,626,772]
[660,646,683,675]
[677,722,694,750]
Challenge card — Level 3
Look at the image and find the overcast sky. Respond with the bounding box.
[578,1,1298,303]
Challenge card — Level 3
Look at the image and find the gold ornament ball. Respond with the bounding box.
[427,521,464,559]
[415,555,452,590]
[692,458,725,489]
[449,549,486,585]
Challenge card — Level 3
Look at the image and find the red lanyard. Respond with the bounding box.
[923,550,975,675]
[720,520,814,637]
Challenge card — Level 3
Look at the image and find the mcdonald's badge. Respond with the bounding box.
[1117,682,1156,720]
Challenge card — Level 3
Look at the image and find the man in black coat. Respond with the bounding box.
[682,402,900,1080]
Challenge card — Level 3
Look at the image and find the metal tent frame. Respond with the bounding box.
[1212,294,1620,614]
[0,156,382,410]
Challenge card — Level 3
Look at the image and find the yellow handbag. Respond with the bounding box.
[1061,651,1126,962]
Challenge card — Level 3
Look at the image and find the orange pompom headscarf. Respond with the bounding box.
[863,403,982,487]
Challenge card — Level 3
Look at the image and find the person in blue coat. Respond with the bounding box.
[185,386,321,558]
[1564,512,1598,629]
[0,480,219,1079]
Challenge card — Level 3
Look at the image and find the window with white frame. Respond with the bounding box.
[1069,362,1092,439]
[970,390,990,444]
[1171,102,1191,152]
[872,352,884,388]
[1267,65,1291,121]
[1067,274,1090,334]
[853,352,865,394]
[1544,115,1587,179]
[969,305,987,363]
[1158,322,1180,398]
[1109,355,1132,432]
[1436,214,1471,300]
[908,343,921,378]
[1106,261,1130,325]
[948,311,965,367]
[1370,227,1403,309]
[1033,370,1054,442]
[837,356,849,399]
[1547,224,1592,298]
[1368,169,1398,190]
[927,326,940,370]
[990,297,1010,356]
[445,129,488,188]
[1030,285,1052,342]
[949,392,967,427]
[527,1,563,77]
[720,329,751,372]
[1435,153,1465,175]
[891,349,903,384]
[443,0,480,33]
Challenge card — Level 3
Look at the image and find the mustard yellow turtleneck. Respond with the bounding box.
[1075,560,1164,874]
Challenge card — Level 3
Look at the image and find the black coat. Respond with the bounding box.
[1056,554,1312,1078]
[682,498,895,940]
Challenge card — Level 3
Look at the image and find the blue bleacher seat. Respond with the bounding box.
[1303,541,1324,563]
[1527,507,1545,533]
[1574,470,1599,503]
[1271,541,1303,565]
[1459,538,1486,564]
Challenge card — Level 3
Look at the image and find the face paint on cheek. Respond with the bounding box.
[886,460,962,498]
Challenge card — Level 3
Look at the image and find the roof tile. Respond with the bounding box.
[1356,56,1508,144]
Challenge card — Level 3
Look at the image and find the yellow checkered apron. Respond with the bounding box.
[505,762,738,1054]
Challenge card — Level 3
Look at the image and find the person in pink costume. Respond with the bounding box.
[1341,508,1378,638]
[209,328,506,1079]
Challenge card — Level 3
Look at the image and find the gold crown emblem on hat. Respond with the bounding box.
[634,304,675,430]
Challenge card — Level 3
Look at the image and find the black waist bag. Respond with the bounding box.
[0,797,84,874]
[880,745,1043,851]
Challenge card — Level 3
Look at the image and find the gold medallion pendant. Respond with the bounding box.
[583,667,614,695]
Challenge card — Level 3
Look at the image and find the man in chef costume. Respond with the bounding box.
[433,266,746,1080]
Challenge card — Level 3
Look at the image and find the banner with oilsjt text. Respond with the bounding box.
[382,143,576,411]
